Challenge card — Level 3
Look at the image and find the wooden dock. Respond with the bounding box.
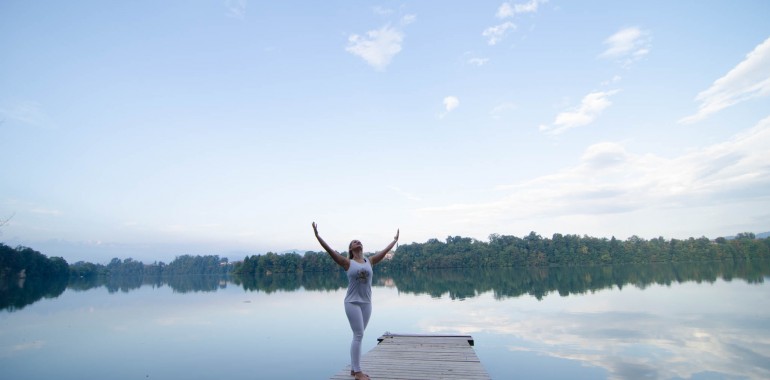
[330,333,491,380]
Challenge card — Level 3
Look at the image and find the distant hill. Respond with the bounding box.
[724,231,770,240]
[280,249,307,255]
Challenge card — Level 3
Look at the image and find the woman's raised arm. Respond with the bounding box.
[312,222,349,270]
[370,229,399,266]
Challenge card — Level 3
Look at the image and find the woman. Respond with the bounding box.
[312,222,399,380]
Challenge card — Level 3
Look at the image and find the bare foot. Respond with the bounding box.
[353,371,370,380]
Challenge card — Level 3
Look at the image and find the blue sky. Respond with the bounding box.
[1,1,769,263]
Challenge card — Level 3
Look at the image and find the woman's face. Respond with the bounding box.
[349,240,363,253]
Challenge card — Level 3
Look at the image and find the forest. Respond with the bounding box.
[232,232,770,275]
[1,232,769,281]
[0,243,69,280]
[0,242,231,281]
[2,234,770,312]
[69,254,232,278]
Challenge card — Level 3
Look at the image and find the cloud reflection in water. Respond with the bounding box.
[422,283,770,380]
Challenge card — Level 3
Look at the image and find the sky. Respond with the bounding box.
[1,1,769,264]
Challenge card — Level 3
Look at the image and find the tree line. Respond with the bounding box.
[2,232,769,281]
[232,251,339,275]
[231,232,770,275]
[4,246,770,312]
[7,259,768,312]
[70,254,232,278]
[378,232,770,271]
[0,243,69,280]
[0,242,233,281]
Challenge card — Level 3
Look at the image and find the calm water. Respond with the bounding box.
[2,263,770,380]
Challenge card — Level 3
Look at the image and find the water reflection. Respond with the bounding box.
[0,275,67,312]
[420,281,770,379]
[2,260,768,312]
[231,270,347,293]
[67,274,229,294]
[2,261,769,380]
[387,260,769,301]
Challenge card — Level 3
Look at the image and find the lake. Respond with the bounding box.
[2,262,769,379]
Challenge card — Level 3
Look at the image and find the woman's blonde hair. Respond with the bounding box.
[348,240,360,259]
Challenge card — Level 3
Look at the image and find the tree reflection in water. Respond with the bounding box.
[2,260,767,312]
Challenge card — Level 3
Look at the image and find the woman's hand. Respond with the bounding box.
[371,228,400,266]
[312,222,348,270]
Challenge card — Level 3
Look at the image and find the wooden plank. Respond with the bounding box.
[377,334,475,346]
[330,333,491,380]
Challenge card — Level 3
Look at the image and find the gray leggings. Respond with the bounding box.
[344,301,372,372]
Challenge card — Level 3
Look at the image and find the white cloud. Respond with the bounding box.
[581,141,629,169]
[11,340,45,352]
[680,36,770,124]
[419,115,770,236]
[346,25,405,70]
[483,22,516,45]
[372,6,393,16]
[491,102,517,119]
[443,96,460,112]
[497,0,548,18]
[468,57,490,66]
[346,10,417,70]
[539,90,619,135]
[600,27,652,66]
[601,75,622,86]
[496,3,514,18]
[487,1,546,45]
[224,0,247,19]
[513,0,548,14]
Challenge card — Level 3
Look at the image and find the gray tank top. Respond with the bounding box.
[344,258,373,303]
